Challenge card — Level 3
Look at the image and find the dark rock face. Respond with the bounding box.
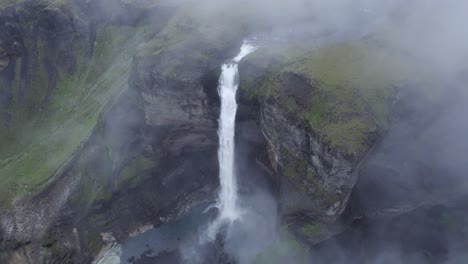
[0,1,208,262]
[261,97,359,220]
[0,11,24,60]
[238,58,377,233]
[237,54,468,249]
[133,53,218,129]
[0,1,90,106]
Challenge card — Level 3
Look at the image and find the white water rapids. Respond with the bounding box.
[207,42,257,238]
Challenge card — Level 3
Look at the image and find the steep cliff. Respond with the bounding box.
[238,24,453,243]
[0,0,251,262]
[0,0,173,262]
[0,0,153,209]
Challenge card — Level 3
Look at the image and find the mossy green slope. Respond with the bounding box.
[0,0,21,10]
[0,25,147,208]
[1,0,68,10]
[242,32,442,155]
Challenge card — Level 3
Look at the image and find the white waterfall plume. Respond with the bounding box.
[207,41,257,238]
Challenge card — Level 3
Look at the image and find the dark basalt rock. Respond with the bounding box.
[236,36,468,247]
[238,54,377,240]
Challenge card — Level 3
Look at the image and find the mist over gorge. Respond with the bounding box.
[0,0,468,263]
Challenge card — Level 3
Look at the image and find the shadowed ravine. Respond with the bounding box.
[96,42,260,264]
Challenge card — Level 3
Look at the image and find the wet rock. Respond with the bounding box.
[0,56,9,71]
[238,58,376,226]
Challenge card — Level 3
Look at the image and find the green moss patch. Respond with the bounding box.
[300,223,325,239]
[0,0,21,10]
[80,228,104,257]
[115,155,155,189]
[242,30,445,155]
[322,119,372,154]
[0,25,146,209]
[280,147,307,181]
[280,148,338,209]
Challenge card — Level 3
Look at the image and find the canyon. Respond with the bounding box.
[1,0,468,263]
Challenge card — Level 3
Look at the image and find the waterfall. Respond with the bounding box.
[207,41,257,238]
